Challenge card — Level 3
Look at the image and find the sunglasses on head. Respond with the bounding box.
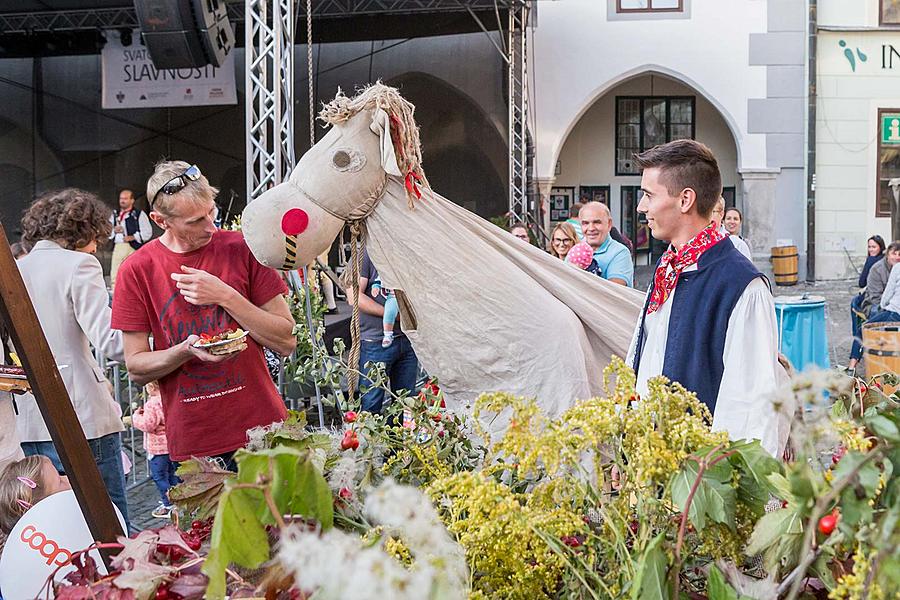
[151,164,202,209]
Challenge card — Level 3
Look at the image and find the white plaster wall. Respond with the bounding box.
[818,0,882,28]
[553,74,739,231]
[532,0,769,179]
[815,30,900,279]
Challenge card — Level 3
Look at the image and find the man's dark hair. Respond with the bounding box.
[119,188,134,198]
[634,139,722,218]
[888,241,900,254]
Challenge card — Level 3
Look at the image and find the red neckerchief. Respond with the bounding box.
[646,223,726,315]
[118,209,131,223]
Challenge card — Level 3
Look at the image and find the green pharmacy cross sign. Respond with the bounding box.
[884,114,900,145]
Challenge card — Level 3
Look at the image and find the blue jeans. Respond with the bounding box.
[149,454,180,506]
[867,310,900,324]
[22,432,130,531]
[359,336,419,414]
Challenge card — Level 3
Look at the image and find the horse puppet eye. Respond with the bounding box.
[330,148,366,173]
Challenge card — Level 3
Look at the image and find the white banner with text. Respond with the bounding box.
[101,29,237,109]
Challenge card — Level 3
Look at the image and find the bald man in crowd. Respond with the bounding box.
[579,201,634,286]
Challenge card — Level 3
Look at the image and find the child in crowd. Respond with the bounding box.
[371,275,399,348]
[0,455,71,535]
[566,241,602,276]
[129,381,179,519]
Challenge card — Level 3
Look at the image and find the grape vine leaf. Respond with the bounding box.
[168,573,208,599]
[170,457,235,519]
[745,507,804,574]
[670,459,736,531]
[235,447,334,530]
[110,529,177,600]
[202,487,270,599]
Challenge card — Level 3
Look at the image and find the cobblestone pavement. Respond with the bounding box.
[125,272,862,530]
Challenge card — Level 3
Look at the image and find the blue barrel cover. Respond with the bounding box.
[775,296,830,371]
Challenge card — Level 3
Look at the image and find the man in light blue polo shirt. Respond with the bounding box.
[579,201,634,287]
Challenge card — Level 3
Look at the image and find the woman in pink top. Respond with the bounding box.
[130,382,179,518]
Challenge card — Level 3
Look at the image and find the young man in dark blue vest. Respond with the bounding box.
[109,188,153,291]
[625,140,791,458]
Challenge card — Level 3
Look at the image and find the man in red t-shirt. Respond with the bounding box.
[111,161,296,465]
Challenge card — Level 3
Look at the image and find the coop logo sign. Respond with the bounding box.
[838,39,900,72]
[101,29,236,109]
[19,524,73,566]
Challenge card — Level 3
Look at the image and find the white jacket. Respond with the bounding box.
[15,241,125,442]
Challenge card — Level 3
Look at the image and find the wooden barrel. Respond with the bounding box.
[863,322,900,392]
[771,245,799,286]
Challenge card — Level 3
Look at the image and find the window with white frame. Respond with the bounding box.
[617,0,684,13]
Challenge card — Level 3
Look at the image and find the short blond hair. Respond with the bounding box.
[147,160,218,216]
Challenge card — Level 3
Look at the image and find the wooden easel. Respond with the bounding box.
[0,226,123,564]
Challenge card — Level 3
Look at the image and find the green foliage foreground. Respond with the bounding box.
[53,361,900,600]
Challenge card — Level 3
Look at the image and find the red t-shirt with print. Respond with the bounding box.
[111,230,289,461]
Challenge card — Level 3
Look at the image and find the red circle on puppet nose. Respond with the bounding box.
[281,208,309,236]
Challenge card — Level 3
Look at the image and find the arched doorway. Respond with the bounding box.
[553,72,740,264]
[386,72,507,218]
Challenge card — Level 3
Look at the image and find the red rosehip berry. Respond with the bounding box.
[818,511,839,535]
[344,411,357,423]
[340,430,359,451]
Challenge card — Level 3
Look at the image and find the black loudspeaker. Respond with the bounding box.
[134,0,234,69]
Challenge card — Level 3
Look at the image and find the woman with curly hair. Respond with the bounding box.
[15,188,129,528]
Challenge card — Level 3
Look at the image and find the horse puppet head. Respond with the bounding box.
[242,84,427,271]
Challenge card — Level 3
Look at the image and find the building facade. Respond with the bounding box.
[532,0,809,271]
[816,0,900,279]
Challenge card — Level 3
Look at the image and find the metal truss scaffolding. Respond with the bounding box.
[0,1,512,33]
[2,1,535,237]
[507,1,538,241]
[246,0,295,202]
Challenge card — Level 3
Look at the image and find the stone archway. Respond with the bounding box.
[552,71,741,264]
[386,72,507,218]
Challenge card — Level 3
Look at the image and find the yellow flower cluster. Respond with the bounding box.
[829,544,886,600]
[474,358,726,491]
[427,471,586,600]
[621,373,728,488]
[384,536,413,566]
[832,419,871,452]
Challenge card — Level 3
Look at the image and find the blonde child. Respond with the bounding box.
[130,382,179,519]
[0,455,71,535]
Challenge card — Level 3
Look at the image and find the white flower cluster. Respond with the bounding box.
[277,480,468,600]
[244,420,285,451]
[326,455,359,492]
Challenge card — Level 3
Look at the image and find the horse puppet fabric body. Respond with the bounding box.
[242,85,644,424]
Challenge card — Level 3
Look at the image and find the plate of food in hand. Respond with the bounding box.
[0,365,30,393]
[193,329,249,356]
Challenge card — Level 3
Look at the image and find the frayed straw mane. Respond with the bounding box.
[319,82,430,207]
